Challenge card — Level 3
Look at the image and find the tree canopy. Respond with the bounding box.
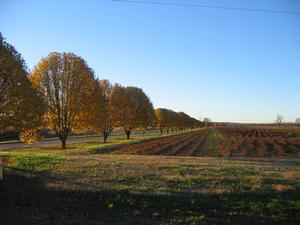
[110,86,155,139]
[30,52,97,149]
[155,108,201,134]
[0,33,44,141]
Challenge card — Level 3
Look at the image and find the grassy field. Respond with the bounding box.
[1,128,300,225]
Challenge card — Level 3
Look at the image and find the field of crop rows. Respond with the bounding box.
[219,127,300,158]
[115,129,209,156]
[115,127,300,158]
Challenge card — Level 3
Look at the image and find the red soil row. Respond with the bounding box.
[115,129,209,156]
[219,127,300,158]
[222,127,300,138]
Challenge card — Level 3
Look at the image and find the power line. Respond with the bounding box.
[112,0,300,15]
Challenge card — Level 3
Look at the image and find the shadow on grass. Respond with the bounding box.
[1,170,299,225]
[226,157,300,167]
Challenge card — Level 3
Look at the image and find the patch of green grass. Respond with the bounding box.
[169,166,189,176]
[218,164,258,176]
[196,128,227,157]
[0,139,21,144]
[187,214,205,225]
[0,151,65,171]
[266,198,300,222]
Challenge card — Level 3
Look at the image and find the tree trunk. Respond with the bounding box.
[61,138,66,149]
[125,130,131,140]
[160,128,163,135]
[103,132,108,143]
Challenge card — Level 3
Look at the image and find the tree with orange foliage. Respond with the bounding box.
[155,108,201,134]
[111,86,154,139]
[30,52,97,149]
[92,79,116,143]
[0,33,44,142]
[136,90,155,136]
[155,108,167,135]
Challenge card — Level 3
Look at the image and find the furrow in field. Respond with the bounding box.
[175,130,209,156]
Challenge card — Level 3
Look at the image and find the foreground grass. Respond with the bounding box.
[1,129,299,225]
[0,151,65,171]
[1,154,300,224]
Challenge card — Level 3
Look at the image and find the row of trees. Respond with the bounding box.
[155,109,201,134]
[0,33,201,149]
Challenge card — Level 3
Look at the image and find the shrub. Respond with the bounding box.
[19,128,41,144]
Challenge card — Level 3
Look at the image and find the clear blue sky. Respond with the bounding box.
[1,0,299,123]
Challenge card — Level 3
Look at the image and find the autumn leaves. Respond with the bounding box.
[30,52,155,148]
[0,33,201,149]
[155,109,200,135]
[0,33,45,141]
[30,52,98,149]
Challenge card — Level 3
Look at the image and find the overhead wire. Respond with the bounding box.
[112,0,300,15]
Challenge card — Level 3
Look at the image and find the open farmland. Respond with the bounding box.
[114,127,300,159]
[2,1,300,224]
[219,126,300,158]
[1,127,300,225]
[115,129,209,156]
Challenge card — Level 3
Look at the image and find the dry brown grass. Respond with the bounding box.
[272,184,294,192]
[44,154,300,196]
